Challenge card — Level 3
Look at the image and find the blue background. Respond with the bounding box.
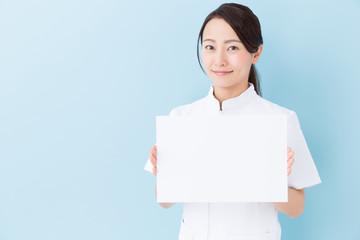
[0,0,359,239]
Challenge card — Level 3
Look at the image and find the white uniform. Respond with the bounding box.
[144,83,321,240]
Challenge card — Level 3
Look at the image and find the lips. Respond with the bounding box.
[212,70,233,76]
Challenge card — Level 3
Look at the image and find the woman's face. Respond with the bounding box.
[201,17,262,90]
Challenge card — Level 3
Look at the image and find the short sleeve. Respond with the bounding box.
[287,111,321,189]
[144,157,153,174]
[143,108,177,174]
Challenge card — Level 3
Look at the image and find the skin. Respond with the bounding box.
[150,17,305,218]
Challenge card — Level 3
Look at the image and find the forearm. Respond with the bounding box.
[155,184,176,209]
[272,187,305,218]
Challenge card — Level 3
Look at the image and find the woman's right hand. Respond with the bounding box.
[149,145,157,176]
[150,144,177,208]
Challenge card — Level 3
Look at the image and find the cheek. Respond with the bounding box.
[231,53,253,69]
[201,52,212,68]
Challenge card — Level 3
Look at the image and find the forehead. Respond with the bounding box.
[203,18,239,40]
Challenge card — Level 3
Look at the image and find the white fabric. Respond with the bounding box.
[144,83,321,240]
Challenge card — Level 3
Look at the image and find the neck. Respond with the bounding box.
[213,81,249,110]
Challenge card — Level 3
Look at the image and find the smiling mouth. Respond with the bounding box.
[212,70,233,76]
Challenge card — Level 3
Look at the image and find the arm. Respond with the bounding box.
[155,184,176,209]
[272,187,305,218]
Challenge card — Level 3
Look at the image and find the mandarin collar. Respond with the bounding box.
[206,82,257,111]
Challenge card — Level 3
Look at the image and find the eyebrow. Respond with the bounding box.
[203,38,241,44]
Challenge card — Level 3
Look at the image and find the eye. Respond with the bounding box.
[228,46,239,51]
[204,45,214,50]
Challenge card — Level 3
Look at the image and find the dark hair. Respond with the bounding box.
[197,3,263,96]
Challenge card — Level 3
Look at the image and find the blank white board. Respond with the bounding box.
[156,115,287,202]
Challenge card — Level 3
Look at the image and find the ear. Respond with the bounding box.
[252,44,263,64]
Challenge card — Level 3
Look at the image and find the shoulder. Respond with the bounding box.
[255,95,296,116]
[253,95,300,127]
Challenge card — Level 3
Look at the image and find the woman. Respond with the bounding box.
[144,3,321,240]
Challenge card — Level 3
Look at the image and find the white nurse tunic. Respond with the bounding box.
[144,82,321,240]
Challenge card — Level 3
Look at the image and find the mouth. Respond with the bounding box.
[212,70,233,76]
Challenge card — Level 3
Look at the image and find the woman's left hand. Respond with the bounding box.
[287,147,295,176]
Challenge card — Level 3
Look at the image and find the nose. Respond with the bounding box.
[214,49,227,67]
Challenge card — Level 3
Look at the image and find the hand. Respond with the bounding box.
[287,147,295,176]
[149,145,157,176]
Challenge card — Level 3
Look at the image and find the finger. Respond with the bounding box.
[287,167,292,176]
[152,167,157,176]
[287,147,292,153]
[150,151,157,161]
[287,150,294,159]
[287,157,294,165]
[150,155,157,167]
[151,145,157,153]
[287,157,295,168]
[150,146,157,157]
[150,147,157,161]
